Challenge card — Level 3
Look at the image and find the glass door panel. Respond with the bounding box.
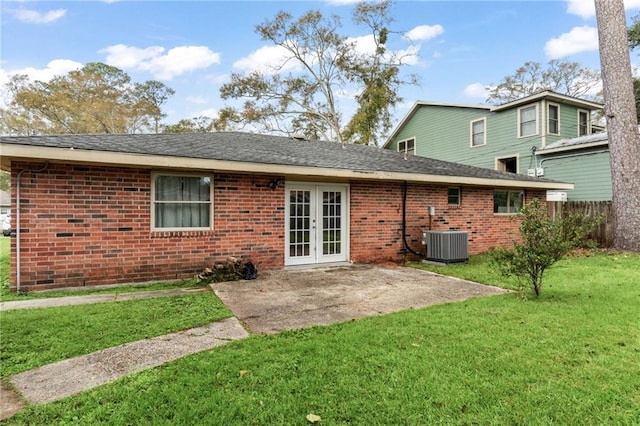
[285,184,348,266]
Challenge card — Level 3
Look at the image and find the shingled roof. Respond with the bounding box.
[0,132,572,190]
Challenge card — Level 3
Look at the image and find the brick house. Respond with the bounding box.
[0,132,572,292]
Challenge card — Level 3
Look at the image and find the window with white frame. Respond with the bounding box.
[397,138,415,156]
[152,174,212,230]
[578,110,590,136]
[518,105,538,137]
[470,118,486,147]
[493,190,524,214]
[448,187,461,205]
[548,103,559,134]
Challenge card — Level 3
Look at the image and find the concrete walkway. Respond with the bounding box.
[0,287,209,311]
[9,318,248,405]
[1,289,248,421]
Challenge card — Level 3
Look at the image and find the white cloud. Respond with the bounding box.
[233,44,301,74]
[2,59,81,84]
[197,108,218,118]
[0,59,82,107]
[101,44,221,80]
[346,34,378,55]
[566,0,640,19]
[234,32,423,75]
[544,26,599,59]
[462,83,488,99]
[404,25,445,42]
[395,45,421,66]
[566,0,595,19]
[345,34,420,65]
[8,8,66,24]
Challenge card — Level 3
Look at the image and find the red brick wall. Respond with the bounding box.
[9,161,543,291]
[349,181,543,262]
[10,162,285,291]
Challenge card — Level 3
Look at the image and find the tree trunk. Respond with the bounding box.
[595,0,640,251]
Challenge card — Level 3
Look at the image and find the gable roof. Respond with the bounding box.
[0,132,572,190]
[383,90,603,148]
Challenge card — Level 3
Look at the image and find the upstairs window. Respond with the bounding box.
[494,190,524,214]
[518,105,538,137]
[152,174,213,230]
[578,110,590,136]
[548,103,559,134]
[470,118,486,147]
[496,156,518,174]
[398,138,415,156]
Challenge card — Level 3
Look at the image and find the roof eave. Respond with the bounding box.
[537,140,609,155]
[492,90,603,111]
[0,144,573,191]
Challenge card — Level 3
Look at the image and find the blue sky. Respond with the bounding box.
[2,0,640,131]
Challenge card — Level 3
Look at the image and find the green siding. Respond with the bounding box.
[539,148,612,201]
[388,98,609,200]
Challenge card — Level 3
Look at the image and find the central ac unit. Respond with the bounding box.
[421,230,469,263]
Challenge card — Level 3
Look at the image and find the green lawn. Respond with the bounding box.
[1,294,232,377]
[4,251,639,425]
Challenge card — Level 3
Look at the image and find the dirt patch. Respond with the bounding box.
[0,381,25,421]
[213,264,507,334]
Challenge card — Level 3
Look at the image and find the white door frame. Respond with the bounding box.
[284,182,350,266]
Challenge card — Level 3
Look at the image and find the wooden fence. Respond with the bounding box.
[548,201,613,248]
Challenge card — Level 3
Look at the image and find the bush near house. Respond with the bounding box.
[492,199,602,297]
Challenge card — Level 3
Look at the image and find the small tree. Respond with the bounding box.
[493,199,601,297]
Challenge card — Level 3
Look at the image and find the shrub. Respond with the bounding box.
[493,199,602,297]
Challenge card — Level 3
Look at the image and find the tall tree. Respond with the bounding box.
[216,1,416,146]
[341,1,417,145]
[486,59,601,104]
[595,0,640,251]
[133,80,175,134]
[0,63,174,135]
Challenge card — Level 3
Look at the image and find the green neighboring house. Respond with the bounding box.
[384,91,609,201]
[535,131,611,201]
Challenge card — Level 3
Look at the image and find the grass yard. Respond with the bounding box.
[1,294,232,378]
[3,251,639,425]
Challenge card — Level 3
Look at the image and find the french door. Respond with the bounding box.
[285,183,349,266]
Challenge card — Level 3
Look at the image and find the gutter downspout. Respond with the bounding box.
[16,163,48,292]
[402,181,425,258]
